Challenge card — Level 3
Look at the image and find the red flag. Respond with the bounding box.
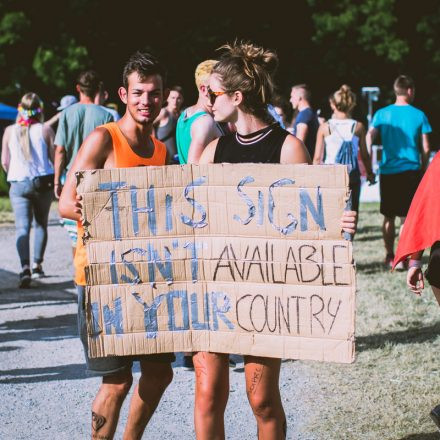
[393,152,440,268]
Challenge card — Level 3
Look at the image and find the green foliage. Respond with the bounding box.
[309,0,408,63]
[32,36,89,90]
[0,11,30,49]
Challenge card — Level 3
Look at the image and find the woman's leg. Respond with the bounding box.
[9,181,32,268]
[244,355,286,440]
[31,189,53,265]
[193,352,229,440]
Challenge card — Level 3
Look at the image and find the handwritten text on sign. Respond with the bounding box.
[79,164,355,363]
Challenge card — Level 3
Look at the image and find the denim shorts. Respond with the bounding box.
[77,285,175,375]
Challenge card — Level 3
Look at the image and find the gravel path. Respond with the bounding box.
[0,210,320,439]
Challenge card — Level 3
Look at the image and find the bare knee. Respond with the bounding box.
[248,393,279,421]
[99,370,133,402]
[140,363,173,393]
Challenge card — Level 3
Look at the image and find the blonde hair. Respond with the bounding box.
[213,41,278,122]
[17,92,44,161]
[330,85,356,114]
[195,59,218,89]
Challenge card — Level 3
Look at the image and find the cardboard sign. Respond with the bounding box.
[78,164,355,363]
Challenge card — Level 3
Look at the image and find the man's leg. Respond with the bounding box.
[382,215,396,257]
[91,370,133,440]
[123,358,173,440]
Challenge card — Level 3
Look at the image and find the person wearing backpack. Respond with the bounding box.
[313,84,375,216]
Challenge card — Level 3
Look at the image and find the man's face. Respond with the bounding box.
[290,88,301,110]
[167,90,183,112]
[119,72,164,125]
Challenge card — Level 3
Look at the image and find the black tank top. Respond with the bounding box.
[214,123,289,164]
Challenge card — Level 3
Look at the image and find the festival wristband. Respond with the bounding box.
[408,259,422,269]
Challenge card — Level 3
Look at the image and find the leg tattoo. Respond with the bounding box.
[92,411,106,432]
[248,366,264,396]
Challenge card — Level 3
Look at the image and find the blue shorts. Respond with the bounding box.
[77,285,175,375]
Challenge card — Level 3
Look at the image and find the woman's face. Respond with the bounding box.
[208,73,236,123]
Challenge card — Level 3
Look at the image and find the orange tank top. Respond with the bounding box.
[74,122,167,285]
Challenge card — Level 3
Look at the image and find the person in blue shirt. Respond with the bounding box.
[290,83,319,158]
[367,75,432,268]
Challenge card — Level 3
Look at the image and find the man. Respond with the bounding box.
[59,52,173,440]
[176,59,224,164]
[366,75,431,268]
[54,71,113,256]
[290,84,319,158]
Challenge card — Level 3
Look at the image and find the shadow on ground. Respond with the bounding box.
[0,363,87,384]
[357,321,440,352]
[0,313,77,343]
[397,433,440,440]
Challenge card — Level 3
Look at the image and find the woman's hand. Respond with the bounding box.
[74,194,83,223]
[341,210,357,235]
[407,266,424,295]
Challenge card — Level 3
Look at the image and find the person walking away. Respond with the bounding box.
[54,70,113,257]
[313,84,375,215]
[290,83,319,158]
[1,93,55,287]
[366,75,431,269]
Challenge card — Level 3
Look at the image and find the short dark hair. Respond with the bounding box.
[394,75,414,96]
[122,51,167,89]
[77,70,102,99]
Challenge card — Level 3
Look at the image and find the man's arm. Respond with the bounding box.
[58,127,112,221]
[357,123,375,183]
[187,115,222,164]
[295,123,308,143]
[421,133,430,170]
[54,145,66,198]
[1,126,11,172]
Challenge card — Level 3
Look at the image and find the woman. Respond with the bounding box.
[155,85,184,163]
[1,93,55,287]
[197,41,357,440]
[313,85,375,213]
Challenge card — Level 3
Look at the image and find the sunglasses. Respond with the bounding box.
[207,86,228,105]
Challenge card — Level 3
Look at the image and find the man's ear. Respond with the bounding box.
[200,84,207,96]
[76,84,81,93]
[118,87,128,104]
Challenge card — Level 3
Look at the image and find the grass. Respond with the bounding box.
[298,202,440,440]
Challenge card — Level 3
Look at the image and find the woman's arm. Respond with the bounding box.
[356,122,375,183]
[280,135,310,165]
[1,126,11,172]
[42,123,56,165]
[313,123,326,165]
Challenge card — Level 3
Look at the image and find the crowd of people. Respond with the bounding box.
[0,40,438,438]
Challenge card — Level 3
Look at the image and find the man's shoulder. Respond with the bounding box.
[297,107,315,123]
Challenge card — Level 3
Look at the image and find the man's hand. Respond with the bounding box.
[407,267,424,295]
[341,210,357,235]
[54,183,63,199]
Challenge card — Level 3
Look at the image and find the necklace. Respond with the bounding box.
[236,123,278,145]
